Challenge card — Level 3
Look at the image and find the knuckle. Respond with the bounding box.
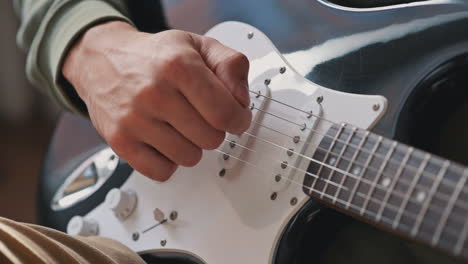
[222,52,249,73]
[204,37,221,47]
[229,52,249,68]
[136,83,170,114]
[161,53,187,73]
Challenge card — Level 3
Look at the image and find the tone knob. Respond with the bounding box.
[105,188,137,220]
[67,216,99,236]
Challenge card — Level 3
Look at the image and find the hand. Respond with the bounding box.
[63,21,252,181]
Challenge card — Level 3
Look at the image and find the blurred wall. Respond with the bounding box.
[0,1,60,223]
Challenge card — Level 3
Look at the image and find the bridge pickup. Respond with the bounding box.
[270,100,322,192]
[217,83,270,170]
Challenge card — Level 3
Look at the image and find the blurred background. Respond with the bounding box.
[0,1,60,224]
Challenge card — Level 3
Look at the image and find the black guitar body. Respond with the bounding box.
[39,1,468,263]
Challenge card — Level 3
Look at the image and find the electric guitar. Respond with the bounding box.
[39,1,468,263]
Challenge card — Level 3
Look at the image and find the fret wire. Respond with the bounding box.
[393,152,429,230]
[375,147,413,222]
[360,141,397,216]
[411,159,449,236]
[320,125,355,200]
[333,129,368,204]
[218,148,416,233]
[310,124,344,193]
[455,218,468,255]
[222,146,455,241]
[248,124,468,226]
[353,185,462,239]
[251,97,464,194]
[246,128,468,233]
[346,136,383,210]
[432,168,468,246]
[312,137,468,215]
[254,121,468,214]
[220,148,463,240]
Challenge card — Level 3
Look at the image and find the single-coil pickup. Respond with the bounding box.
[271,100,322,192]
[217,83,270,170]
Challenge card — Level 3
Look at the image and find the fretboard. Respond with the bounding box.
[303,123,468,259]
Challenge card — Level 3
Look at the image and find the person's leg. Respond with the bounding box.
[0,217,145,263]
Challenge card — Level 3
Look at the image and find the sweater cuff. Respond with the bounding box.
[42,1,133,115]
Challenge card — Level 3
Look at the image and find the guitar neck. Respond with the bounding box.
[304,123,468,258]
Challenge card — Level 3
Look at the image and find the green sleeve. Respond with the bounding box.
[13,0,134,114]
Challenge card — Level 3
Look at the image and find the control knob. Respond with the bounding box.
[67,216,99,236]
[105,188,137,220]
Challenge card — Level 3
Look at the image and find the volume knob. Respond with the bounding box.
[105,188,137,220]
[67,216,99,236]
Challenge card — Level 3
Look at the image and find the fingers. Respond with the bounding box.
[169,57,252,135]
[149,90,226,150]
[107,132,177,182]
[125,143,177,182]
[129,116,203,167]
[189,33,251,108]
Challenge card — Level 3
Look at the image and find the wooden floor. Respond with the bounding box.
[0,117,56,224]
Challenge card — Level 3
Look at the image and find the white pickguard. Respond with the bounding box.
[77,22,387,263]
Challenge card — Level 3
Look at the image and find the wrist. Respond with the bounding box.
[62,21,137,93]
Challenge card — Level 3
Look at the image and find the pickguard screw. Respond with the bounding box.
[219,168,226,177]
[281,161,288,169]
[250,103,255,110]
[160,239,167,247]
[223,153,230,160]
[270,192,278,200]
[229,140,236,148]
[307,111,313,119]
[300,123,307,131]
[290,197,298,206]
[170,211,178,221]
[247,32,254,39]
[293,136,300,144]
[317,96,324,104]
[264,79,271,85]
[132,232,139,241]
[255,90,261,98]
[373,104,380,111]
[275,174,282,182]
[279,67,286,74]
[287,148,294,157]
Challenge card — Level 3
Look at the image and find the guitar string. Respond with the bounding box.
[224,134,468,227]
[249,90,461,187]
[248,91,466,193]
[252,104,464,192]
[220,138,346,190]
[248,121,468,215]
[215,149,462,241]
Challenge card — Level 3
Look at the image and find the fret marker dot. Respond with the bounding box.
[416,191,426,203]
[381,178,391,188]
[328,157,337,166]
[352,167,361,175]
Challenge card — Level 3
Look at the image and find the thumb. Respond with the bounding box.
[190,33,250,108]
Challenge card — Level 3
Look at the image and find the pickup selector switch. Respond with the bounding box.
[105,188,137,220]
[67,216,99,236]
